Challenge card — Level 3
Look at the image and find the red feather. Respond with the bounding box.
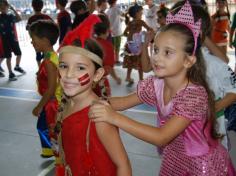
[59,14,101,49]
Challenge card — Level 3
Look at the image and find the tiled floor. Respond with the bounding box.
[0,37,235,176]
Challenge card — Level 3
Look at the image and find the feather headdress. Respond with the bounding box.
[58,14,102,66]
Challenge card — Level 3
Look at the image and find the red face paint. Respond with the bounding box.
[78,73,90,86]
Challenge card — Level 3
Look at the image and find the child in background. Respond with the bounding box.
[55,0,72,44]
[29,20,61,160]
[157,4,169,28]
[143,0,158,55]
[26,0,52,68]
[211,0,230,55]
[143,0,159,32]
[0,0,25,81]
[123,4,152,86]
[85,0,96,14]
[96,0,108,14]
[89,2,236,175]
[55,14,131,176]
[70,0,90,29]
[229,11,236,73]
[93,20,121,97]
[106,0,124,65]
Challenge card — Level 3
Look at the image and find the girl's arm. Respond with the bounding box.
[141,20,153,32]
[123,25,129,37]
[9,5,21,22]
[95,122,132,176]
[91,101,191,147]
[140,32,154,72]
[108,92,142,111]
[203,36,229,63]
[32,62,57,116]
[215,93,236,112]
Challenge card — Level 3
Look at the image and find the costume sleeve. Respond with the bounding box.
[137,76,157,106]
[171,86,208,121]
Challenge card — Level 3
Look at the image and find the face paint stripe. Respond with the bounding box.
[78,73,89,81]
[80,79,90,86]
[78,73,90,86]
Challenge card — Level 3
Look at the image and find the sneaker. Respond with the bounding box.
[14,66,26,74]
[0,72,4,77]
[0,66,4,72]
[40,148,54,158]
[9,72,17,81]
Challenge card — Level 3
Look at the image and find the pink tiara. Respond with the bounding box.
[166,0,201,55]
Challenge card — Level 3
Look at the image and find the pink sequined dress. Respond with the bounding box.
[137,76,236,176]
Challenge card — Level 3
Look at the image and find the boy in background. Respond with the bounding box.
[29,21,62,174]
[0,0,25,81]
[70,0,90,29]
[55,0,71,44]
[26,0,52,68]
[93,20,121,97]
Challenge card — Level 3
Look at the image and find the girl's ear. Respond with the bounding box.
[184,55,196,68]
[93,67,105,82]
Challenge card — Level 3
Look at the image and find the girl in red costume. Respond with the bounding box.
[55,15,131,176]
[211,0,230,55]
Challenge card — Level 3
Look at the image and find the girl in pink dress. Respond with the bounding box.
[89,1,236,175]
[55,15,131,176]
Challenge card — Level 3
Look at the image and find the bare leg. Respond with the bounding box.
[15,55,21,67]
[6,57,12,73]
[6,56,17,80]
[138,69,143,81]
[126,68,134,87]
[125,68,132,81]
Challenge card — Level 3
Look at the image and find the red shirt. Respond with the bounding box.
[96,38,115,68]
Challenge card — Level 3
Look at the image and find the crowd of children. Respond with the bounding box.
[0,0,236,175]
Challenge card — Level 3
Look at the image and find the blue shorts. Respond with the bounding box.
[225,102,236,132]
[36,52,44,62]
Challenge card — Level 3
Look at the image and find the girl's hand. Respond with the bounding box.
[89,100,117,124]
[32,106,41,117]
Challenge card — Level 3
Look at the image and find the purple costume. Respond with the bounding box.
[137,76,236,176]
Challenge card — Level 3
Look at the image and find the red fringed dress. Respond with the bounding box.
[61,106,116,176]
